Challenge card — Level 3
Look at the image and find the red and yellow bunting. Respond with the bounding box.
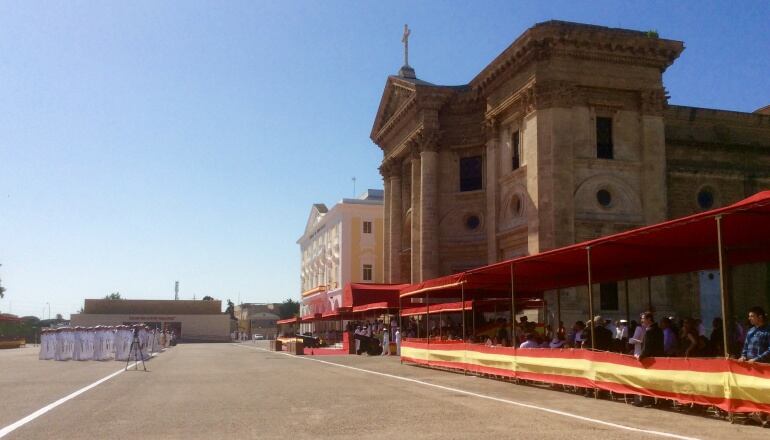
[401,340,770,414]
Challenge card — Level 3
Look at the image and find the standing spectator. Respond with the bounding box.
[628,316,646,358]
[680,318,703,358]
[633,311,663,407]
[660,317,678,356]
[394,327,401,356]
[616,319,629,343]
[739,306,770,363]
[605,319,617,342]
[381,327,390,356]
[709,318,725,357]
[582,316,613,351]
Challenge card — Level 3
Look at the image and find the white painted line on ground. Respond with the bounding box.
[234,344,701,440]
[0,356,156,439]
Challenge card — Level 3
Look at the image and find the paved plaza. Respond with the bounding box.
[0,343,766,439]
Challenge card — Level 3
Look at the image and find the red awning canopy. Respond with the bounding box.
[276,317,298,325]
[401,300,473,317]
[398,191,770,299]
[319,308,354,321]
[468,191,770,293]
[342,283,410,308]
[352,302,396,313]
[299,313,321,323]
[400,298,545,317]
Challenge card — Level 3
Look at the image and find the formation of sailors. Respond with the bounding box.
[39,325,174,361]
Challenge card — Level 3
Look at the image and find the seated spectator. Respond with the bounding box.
[519,333,539,349]
[708,317,725,357]
[549,337,566,349]
[680,318,703,358]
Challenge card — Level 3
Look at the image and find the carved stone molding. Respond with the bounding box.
[408,139,421,160]
[640,88,667,116]
[482,117,500,141]
[418,129,441,153]
[534,81,582,109]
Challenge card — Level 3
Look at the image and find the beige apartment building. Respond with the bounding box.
[297,190,384,332]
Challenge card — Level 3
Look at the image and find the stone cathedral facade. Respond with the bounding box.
[371,21,770,323]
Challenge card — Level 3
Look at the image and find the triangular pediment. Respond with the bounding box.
[298,204,328,243]
[370,76,419,141]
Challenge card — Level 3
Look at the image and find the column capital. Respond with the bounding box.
[379,158,402,179]
[483,117,500,142]
[408,139,421,160]
[417,129,441,153]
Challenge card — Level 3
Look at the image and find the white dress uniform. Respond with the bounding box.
[114,327,129,361]
[62,329,73,360]
[38,330,48,360]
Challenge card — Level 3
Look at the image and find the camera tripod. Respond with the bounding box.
[125,330,148,372]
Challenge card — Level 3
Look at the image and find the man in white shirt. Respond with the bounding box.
[394,327,401,356]
[381,327,390,356]
[519,333,539,349]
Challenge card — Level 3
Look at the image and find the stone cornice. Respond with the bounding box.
[374,92,418,146]
[470,21,684,94]
[371,78,458,148]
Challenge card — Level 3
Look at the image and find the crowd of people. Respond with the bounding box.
[38,325,174,361]
[387,305,770,364]
[545,310,762,360]
[348,320,400,356]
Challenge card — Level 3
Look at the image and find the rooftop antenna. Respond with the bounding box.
[352,177,356,196]
[174,281,179,300]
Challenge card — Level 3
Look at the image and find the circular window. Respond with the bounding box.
[596,189,612,207]
[465,215,481,230]
[697,187,715,210]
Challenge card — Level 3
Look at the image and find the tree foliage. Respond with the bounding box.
[104,291,122,300]
[225,299,236,320]
[202,295,215,301]
[0,263,5,299]
[278,298,299,319]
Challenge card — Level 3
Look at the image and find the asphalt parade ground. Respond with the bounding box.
[0,343,766,439]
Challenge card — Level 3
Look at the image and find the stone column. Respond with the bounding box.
[485,119,499,264]
[389,165,403,283]
[410,143,422,283]
[380,162,392,283]
[420,132,440,281]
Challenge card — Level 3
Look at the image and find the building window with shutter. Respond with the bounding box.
[363,221,372,234]
[512,130,521,170]
[600,282,619,310]
[459,156,483,192]
[596,117,613,159]
[362,264,373,281]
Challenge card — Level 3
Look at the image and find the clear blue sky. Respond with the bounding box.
[1,1,768,318]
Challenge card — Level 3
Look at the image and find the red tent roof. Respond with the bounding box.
[400,191,770,298]
[400,298,545,316]
[299,313,321,323]
[470,190,770,293]
[352,302,396,313]
[342,283,410,308]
